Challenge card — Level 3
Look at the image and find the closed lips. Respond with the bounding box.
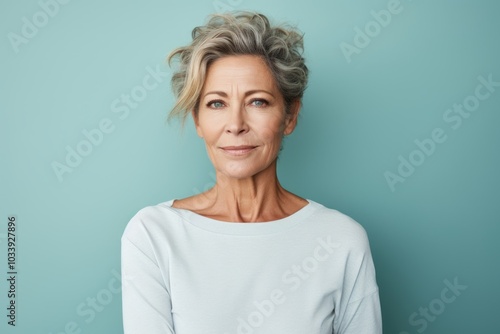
[221,146,257,150]
[220,146,258,156]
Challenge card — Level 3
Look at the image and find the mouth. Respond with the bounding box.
[220,145,257,156]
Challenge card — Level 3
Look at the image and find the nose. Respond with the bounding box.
[225,103,249,135]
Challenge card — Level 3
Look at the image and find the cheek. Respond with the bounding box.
[261,126,282,141]
[259,123,285,152]
[197,117,221,142]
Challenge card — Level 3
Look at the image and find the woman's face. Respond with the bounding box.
[194,55,299,180]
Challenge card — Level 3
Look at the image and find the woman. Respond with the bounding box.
[121,11,382,334]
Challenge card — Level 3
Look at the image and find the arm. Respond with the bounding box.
[334,288,382,334]
[121,220,175,334]
[333,226,382,334]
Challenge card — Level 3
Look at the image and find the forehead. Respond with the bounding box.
[202,55,278,92]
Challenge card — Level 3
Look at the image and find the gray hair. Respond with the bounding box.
[167,11,308,125]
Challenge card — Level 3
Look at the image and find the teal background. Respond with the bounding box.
[1,0,499,333]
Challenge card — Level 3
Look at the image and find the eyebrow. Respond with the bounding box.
[203,90,275,98]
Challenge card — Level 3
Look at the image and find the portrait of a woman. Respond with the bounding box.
[121,11,382,334]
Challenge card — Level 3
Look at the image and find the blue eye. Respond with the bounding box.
[250,99,268,107]
[208,100,224,108]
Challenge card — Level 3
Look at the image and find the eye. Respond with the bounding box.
[249,99,268,108]
[207,100,225,109]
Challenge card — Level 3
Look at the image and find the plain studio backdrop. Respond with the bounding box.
[1,0,499,333]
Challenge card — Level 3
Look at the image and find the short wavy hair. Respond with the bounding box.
[167,11,308,125]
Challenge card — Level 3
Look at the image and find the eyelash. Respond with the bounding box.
[205,99,269,109]
[249,98,269,107]
[206,99,225,108]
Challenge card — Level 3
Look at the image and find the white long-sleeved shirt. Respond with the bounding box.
[121,198,382,334]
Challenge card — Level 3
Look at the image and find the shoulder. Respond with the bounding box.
[122,199,182,244]
[308,200,371,251]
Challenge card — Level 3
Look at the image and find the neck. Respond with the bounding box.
[200,160,300,222]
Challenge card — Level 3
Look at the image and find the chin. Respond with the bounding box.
[219,169,259,180]
[217,161,274,180]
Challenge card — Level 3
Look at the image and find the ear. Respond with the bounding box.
[283,100,301,136]
[191,109,203,138]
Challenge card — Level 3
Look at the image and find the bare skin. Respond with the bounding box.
[172,55,308,222]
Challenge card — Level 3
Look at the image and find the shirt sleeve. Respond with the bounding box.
[121,213,175,334]
[333,224,382,334]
